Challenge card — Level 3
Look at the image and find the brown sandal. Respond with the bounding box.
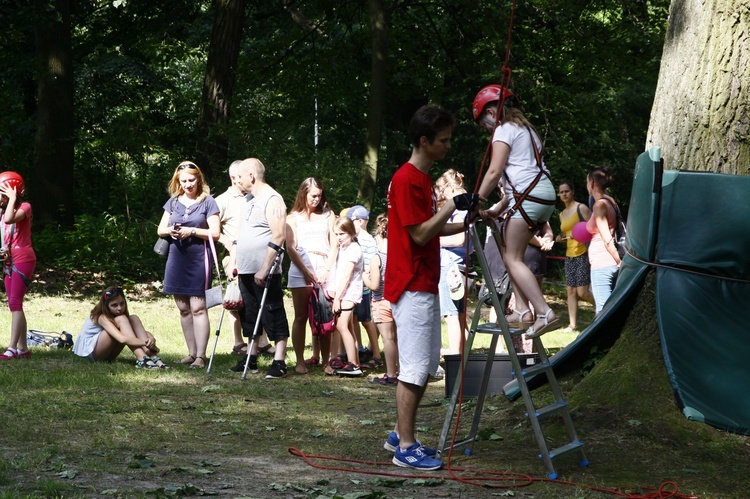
[258,344,276,356]
[231,343,248,356]
[189,356,207,369]
[175,355,196,365]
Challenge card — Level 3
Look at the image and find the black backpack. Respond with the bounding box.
[602,197,627,258]
[308,286,335,336]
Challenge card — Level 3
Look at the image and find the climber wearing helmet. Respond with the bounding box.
[473,85,560,339]
[0,171,36,361]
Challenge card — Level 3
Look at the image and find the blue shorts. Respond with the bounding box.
[438,278,464,315]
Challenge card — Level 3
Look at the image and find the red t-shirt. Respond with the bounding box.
[384,163,440,303]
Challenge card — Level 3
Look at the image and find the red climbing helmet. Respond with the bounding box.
[0,171,25,197]
[472,84,514,123]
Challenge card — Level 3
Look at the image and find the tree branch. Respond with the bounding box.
[282,0,326,37]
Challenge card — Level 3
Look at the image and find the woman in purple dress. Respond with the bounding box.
[157,161,220,368]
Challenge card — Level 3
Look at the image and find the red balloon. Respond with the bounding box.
[571,221,592,243]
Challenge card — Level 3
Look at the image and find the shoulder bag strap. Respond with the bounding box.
[576,203,584,222]
[4,224,31,287]
[205,233,223,291]
[601,196,622,221]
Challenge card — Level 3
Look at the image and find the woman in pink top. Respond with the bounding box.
[586,167,622,313]
[0,172,36,360]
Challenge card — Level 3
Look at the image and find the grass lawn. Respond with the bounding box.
[0,279,746,498]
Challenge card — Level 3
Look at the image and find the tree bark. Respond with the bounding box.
[196,0,246,178]
[579,0,750,421]
[33,0,74,226]
[647,0,750,174]
[358,0,388,209]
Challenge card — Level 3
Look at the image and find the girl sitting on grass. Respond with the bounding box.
[72,286,168,369]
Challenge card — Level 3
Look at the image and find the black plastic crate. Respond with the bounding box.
[444,353,540,398]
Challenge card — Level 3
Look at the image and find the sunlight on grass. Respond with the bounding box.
[5,283,736,498]
[9,280,589,366]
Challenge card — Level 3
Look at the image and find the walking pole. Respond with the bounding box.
[206,307,226,373]
[241,245,285,380]
[207,268,240,373]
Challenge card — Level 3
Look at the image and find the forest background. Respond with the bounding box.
[0,0,668,287]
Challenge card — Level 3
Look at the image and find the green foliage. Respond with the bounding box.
[34,212,164,286]
[0,0,670,265]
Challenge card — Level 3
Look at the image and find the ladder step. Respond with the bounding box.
[545,441,585,461]
[475,323,526,336]
[527,401,568,419]
[518,361,552,378]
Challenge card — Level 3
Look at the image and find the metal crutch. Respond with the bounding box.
[206,307,226,373]
[240,245,285,380]
[207,268,240,373]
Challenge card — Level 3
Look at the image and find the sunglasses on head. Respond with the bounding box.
[178,162,197,171]
[103,288,124,301]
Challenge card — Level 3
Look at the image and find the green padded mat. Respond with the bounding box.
[655,170,750,434]
[503,149,750,435]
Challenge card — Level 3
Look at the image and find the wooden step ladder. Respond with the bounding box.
[437,219,588,479]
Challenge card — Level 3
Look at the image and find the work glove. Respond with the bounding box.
[453,193,479,212]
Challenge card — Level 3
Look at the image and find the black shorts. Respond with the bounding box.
[238,273,290,342]
[354,292,372,322]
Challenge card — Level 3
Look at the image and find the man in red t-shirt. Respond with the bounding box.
[384,105,478,470]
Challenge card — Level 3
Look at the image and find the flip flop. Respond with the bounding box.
[525,309,561,339]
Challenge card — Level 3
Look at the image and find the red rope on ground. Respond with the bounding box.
[288,447,697,498]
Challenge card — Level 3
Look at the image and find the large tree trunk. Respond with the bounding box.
[196,0,246,178]
[33,0,74,227]
[576,0,750,422]
[358,0,388,209]
[646,0,750,174]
